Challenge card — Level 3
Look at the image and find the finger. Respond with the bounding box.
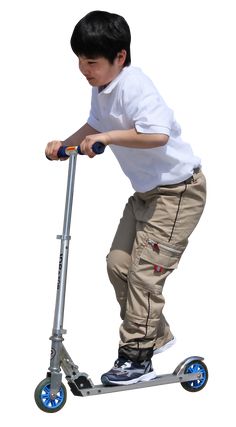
[45,141,62,160]
[87,144,96,157]
[88,152,96,158]
[80,141,93,156]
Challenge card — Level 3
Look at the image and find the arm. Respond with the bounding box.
[64,123,99,146]
[45,123,99,160]
[79,128,169,157]
[106,128,168,148]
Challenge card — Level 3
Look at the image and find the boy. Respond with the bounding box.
[45,10,206,386]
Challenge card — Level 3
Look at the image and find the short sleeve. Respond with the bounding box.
[122,73,174,135]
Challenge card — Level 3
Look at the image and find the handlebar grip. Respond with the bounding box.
[57,146,68,158]
[57,142,106,158]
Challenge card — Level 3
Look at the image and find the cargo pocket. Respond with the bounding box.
[141,239,182,271]
[129,238,183,294]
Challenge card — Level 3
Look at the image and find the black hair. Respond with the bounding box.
[70,10,131,66]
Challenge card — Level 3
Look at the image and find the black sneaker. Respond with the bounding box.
[101,357,157,386]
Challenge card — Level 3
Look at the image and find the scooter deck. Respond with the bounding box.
[74,371,201,397]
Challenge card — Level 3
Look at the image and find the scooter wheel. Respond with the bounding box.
[34,378,67,412]
[181,360,208,392]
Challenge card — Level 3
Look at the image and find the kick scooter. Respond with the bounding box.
[34,143,208,413]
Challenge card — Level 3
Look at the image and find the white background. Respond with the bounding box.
[0,0,235,424]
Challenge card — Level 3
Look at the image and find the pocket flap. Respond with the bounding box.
[140,240,181,270]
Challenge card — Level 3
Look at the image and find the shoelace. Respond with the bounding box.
[114,359,132,370]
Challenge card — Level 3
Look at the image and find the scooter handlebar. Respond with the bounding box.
[57,142,106,158]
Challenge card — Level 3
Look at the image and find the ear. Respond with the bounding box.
[117,49,127,66]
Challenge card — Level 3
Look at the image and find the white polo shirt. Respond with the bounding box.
[87,66,200,192]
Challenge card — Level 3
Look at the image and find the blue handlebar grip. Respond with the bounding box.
[57,142,106,158]
[89,141,106,155]
[57,146,68,158]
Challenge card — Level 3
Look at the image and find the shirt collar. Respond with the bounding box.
[98,66,130,94]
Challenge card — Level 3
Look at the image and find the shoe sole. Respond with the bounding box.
[101,370,157,386]
[153,337,176,355]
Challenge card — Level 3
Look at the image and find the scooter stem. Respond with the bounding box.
[48,143,105,388]
[53,153,77,334]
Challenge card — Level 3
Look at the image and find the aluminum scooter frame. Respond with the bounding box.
[46,148,207,401]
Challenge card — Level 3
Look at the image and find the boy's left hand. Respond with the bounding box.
[80,133,110,158]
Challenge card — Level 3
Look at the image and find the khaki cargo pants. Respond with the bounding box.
[107,169,206,362]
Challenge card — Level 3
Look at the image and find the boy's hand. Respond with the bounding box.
[79,133,110,158]
[45,140,63,160]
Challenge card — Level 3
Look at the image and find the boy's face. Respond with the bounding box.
[78,50,126,87]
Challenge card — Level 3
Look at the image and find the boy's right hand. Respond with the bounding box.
[45,140,63,160]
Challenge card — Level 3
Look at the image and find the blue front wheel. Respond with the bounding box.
[181,360,208,392]
[34,378,67,412]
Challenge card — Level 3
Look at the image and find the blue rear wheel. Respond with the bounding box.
[181,360,208,392]
[34,378,67,412]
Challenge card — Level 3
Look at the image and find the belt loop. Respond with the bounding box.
[184,167,201,185]
[192,166,201,182]
[194,167,201,175]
